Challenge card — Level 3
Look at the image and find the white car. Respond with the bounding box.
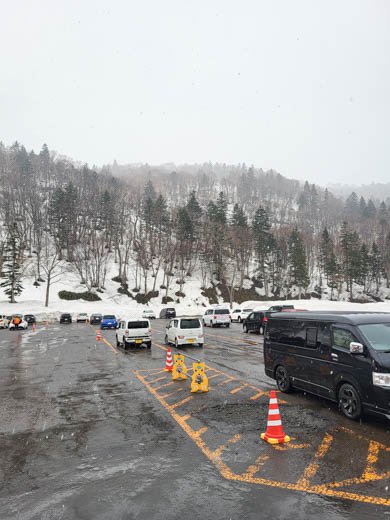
[0,315,10,329]
[142,309,156,320]
[231,308,254,323]
[165,317,204,347]
[9,316,28,330]
[76,312,89,323]
[203,307,231,328]
[116,318,152,349]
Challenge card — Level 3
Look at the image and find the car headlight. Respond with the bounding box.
[373,372,390,387]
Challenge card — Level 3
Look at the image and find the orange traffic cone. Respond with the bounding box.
[261,390,290,444]
[32,322,36,332]
[96,329,101,342]
[164,347,174,372]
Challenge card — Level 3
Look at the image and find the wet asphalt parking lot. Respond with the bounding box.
[0,321,389,519]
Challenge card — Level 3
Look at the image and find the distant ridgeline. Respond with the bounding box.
[0,141,390,305]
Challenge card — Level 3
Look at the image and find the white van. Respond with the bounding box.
[0,315,10,329]
[203,306,231,328]
[116,318,152,349]
[165,317,204,347]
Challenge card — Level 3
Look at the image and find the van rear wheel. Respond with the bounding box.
[338,383,362,420]
[275,365,292,393]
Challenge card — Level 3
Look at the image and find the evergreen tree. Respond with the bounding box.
[214,191,227,224]
[176,208,194,241]
[359,196,367,217]
[370,241,382,293]
[186,191,203,221]
[345,192,359,218]
[288,228,309,297]
[0,224,24,303]
[142,181,157,227]
[358,243,370,291]
[340,222,361,300]
[252,206,273,293]
[230,203,247,227]
[364,199,377,219]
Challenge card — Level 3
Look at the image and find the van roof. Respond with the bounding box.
[268,311,390,325]
[123,317,150,321]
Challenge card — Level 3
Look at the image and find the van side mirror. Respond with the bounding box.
[350,342,364,355]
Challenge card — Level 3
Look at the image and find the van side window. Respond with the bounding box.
[317,324,331,347]
[278,320,295,346]
[173,320,178,328]
[333,327,357,350]
[293,321,306,347]
[306,327,318,348]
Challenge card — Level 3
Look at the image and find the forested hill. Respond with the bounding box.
[1,141,390,307]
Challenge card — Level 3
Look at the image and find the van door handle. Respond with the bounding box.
[331,353,339,360]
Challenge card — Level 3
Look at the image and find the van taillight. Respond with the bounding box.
[214,316,217,319]
[263,317,268,323]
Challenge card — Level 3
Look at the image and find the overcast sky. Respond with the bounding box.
[1,0,389,185]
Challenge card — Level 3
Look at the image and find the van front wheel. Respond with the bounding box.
[275,365,292,393]
[338,383,362,420]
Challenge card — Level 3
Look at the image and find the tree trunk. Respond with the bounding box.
[45,274,51,307]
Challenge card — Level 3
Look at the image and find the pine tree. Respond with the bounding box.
[142,181,156,227]
[358,243,370,291]
[176,208,194,241]
[288,228,309,297]
[186,191,202,221]
[340,222,361,300]
[215,192,227,224]
[230,203,247,227]
[370,241,382,293]
[252,206,273,294]
[0,224,24,303]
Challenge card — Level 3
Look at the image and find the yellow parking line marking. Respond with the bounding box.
[230,385,247,395]
[137,368,165,374]
[149,375,167,384]
[212,434,241,458]
[171,396,193,409]
[249,390,268,401]
[192,427,208,439]
[296,433,333,488]
[327,440,390,488]
[102,338,118,354]
[135,369,390,506]
[154,381,175,391]
[160,388,186,399]
[208,373,223,380]
[242,454,269,478]
[217,378,236,386]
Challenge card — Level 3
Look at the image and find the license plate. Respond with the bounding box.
[187,339,194,343]
[135,339,142,344]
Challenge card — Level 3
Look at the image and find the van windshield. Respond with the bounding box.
[215,309,229,315]
[127,321,148,329]
[181,319,201,329]
[358,323,390,352]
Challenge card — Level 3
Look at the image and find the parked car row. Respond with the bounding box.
[0,314,37,330]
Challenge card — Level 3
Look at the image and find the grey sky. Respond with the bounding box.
[1,0,389,184]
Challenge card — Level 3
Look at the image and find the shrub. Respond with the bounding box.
[135,290,159,304]
[58,290,101,301]
[162,296,174,304]
[175,291,185,298]
[111,275,122,283]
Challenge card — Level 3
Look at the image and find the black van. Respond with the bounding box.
[264,312,390,420]
[159,307,176,319]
